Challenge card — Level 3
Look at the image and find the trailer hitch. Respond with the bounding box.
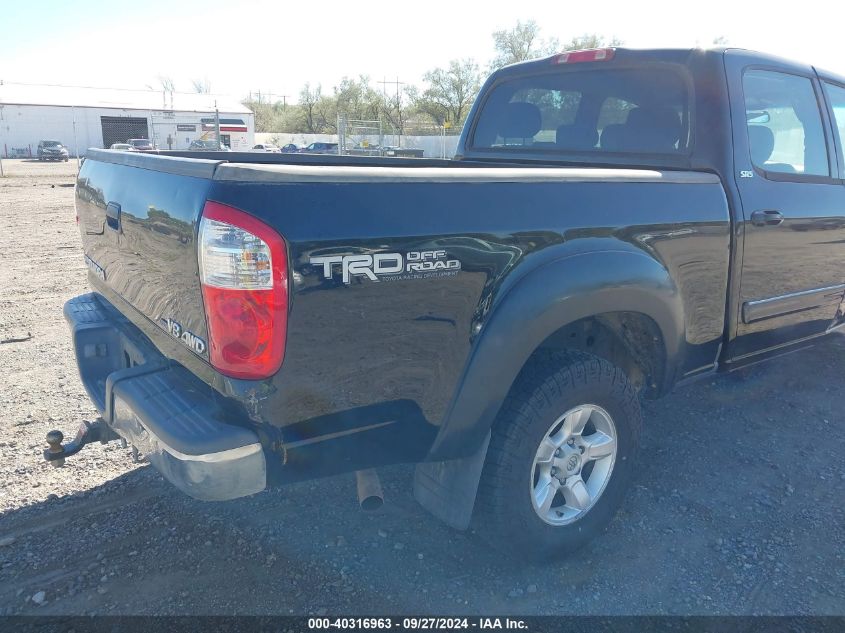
[43,419,120,467]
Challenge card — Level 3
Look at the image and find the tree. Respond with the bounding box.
[413,58,483,128]
[192,78,212,94]
[490,19,559,69]
[377,85,418,136]
[298,83,334,133]
[561,34,624,51]
[158,75,176,93]
[712,35,729,46]
[248,101,281,133]
[333,76,382,122]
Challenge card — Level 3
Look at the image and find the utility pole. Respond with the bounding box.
[378,77,405,146]
[0,105,4,177]
[214,101,222,150]
[72,105,80,171]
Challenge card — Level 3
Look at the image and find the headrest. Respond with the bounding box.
[499,102,541,139]
[747,125,775,166]
[556,124,598,150]
[626,106,682,151]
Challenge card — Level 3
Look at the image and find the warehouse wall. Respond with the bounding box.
[0,105,99,157]
[0,104,255,157]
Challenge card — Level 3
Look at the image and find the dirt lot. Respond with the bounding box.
[0,159,843,616]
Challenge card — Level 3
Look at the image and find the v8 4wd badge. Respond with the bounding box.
[310,250,461,284]
[160,317,207,355]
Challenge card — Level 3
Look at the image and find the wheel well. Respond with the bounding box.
[534,312,666,398]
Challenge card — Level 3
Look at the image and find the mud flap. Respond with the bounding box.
[413,430,490,530]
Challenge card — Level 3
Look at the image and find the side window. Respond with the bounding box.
[743,70,829,177]
[824,82,845,158]
[597,97,635,130]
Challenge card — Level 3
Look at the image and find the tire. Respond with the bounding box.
[476,350,641,560]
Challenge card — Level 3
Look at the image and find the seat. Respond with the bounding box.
[600,106,682,153]
[747,125,796,173]
[748,125,775,166]
[599,124,627,151]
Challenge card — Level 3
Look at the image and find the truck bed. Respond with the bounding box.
[74,148,730,481]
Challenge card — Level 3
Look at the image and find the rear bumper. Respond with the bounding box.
[64,293,266,500]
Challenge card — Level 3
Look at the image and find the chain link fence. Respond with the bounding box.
[337,115,463,158]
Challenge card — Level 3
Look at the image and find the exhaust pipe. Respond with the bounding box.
[355,469,384,511]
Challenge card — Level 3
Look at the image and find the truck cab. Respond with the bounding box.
[457,47,845,368]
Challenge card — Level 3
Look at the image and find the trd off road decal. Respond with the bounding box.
[310,250,461,283]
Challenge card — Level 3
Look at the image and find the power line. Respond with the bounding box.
[378,77,406,103]
[247,91,291,106]
[0,79,229,97]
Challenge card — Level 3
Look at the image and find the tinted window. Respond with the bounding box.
[471,67,690,155]
[824,82,845,158]
[743,70,828,177]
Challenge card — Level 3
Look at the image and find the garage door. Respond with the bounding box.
[100,117,149,148]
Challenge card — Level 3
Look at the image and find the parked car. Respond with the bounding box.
[52,47,845,559]
[299,141,339,154]
[252,143,281,153]
[37,140,69,161]
[126,138,155,152]
[280,143,300,153]
[189,139,232,151]
[109,143,132,151]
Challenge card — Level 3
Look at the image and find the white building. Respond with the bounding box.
[0,82,254,157]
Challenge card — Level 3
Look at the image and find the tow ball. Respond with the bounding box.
[43,419,119,467]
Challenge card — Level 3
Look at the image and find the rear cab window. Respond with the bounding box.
[470,65,691,158]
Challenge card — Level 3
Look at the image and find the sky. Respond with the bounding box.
[3,0,844,103]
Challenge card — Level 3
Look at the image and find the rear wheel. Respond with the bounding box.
[476,351,641,560]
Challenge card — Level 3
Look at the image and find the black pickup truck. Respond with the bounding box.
[51,47,845,558]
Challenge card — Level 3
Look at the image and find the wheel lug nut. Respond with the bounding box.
[554,449,561,457]
[550,467,557,475]
[567,438,575,446]
[579,446,585,454]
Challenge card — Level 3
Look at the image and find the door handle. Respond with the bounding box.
[105,202,121,231]
[750,209,784,227]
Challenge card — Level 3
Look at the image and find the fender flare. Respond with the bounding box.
[429,248,685,461]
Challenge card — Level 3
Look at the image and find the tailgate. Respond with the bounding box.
[75,150,220,363]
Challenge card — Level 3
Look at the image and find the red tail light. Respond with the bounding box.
[198,201,288,380]
[553,48,615,64]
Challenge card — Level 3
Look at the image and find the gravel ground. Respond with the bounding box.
[0,159,843,616]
